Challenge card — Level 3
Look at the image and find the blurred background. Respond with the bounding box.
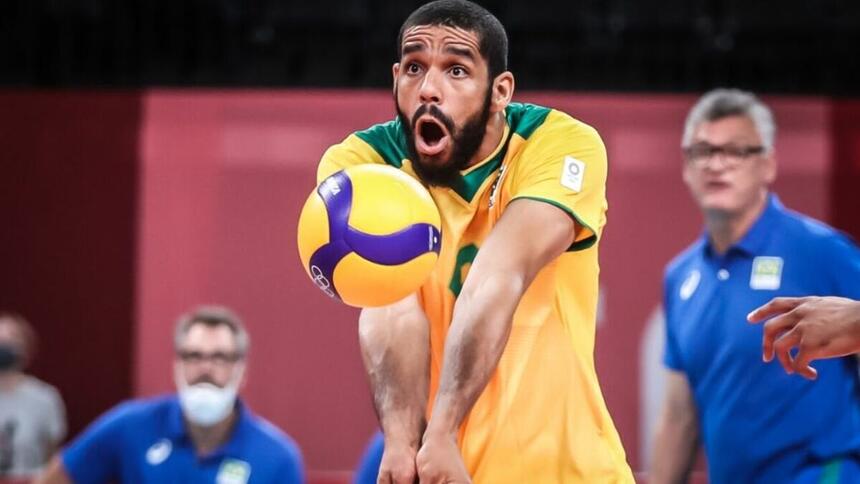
[1,1,859,482]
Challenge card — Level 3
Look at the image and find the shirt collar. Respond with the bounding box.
[701,193,783,258]
[166,394,251,459]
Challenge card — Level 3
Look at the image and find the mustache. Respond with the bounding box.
[189,375,220,386]
[411,104,455,134]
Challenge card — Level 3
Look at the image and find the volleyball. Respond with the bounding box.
[297,164,442,307]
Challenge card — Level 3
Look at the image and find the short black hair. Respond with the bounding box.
[397,0,508,79]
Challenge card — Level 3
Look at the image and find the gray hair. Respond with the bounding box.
[682,88,776,154]
[173,305,250,357]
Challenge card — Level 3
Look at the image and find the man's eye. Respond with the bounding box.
[407,63,421,74]
[451,66,466,76]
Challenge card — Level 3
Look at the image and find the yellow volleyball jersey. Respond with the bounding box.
[318,103,633,483]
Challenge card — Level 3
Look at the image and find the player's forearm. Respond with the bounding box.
[359,305,430,448]
[426,273,524,437]
[649,413,699,484]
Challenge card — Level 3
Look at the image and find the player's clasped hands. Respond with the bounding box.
[376,441,419,484]
[747,296,860,380]
[416,432,472,484]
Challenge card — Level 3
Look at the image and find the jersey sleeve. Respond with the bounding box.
[316,134,387,184]
[824,232,860,300]
[273,436,305,484]
[662,271,685,372]
[506,110,608,251]
[61,402,132,483]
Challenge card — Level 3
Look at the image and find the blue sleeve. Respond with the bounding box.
[662,272,685,372]
[274,438,305,484]
[354,431,384,484]
[826,233,860,300]
[61,402,133,484]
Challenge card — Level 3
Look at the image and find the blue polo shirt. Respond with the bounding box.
[664,194,860,484]
[62,395,304,484]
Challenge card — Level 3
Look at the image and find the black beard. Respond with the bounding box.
[396,88,493,189]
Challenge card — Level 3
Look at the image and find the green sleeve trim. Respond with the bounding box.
[355,118,408,168]
[506,103,552,139]
[511,195,598,252]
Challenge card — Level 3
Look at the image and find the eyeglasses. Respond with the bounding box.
[683,142,765,168]
[177,350,243,366]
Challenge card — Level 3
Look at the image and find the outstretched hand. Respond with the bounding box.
[748,296,860,379]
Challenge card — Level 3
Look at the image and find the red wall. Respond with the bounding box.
[1,90,848,476]
[0,92,140,439]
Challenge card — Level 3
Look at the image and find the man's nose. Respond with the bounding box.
[418,69,442,104]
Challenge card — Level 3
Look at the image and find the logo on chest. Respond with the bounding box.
[217,459,252,484]
[679,270,701,301]
[750,256,783,290]
[145,439,172,466]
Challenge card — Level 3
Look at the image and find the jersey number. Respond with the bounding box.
[448,244,479,297]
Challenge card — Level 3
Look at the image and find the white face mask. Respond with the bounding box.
[175,369,241,427]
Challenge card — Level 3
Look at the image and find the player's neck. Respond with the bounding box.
[467,111,507,168]
[705,192,768,255]
[188,410,238,455]
[0,371,23,391]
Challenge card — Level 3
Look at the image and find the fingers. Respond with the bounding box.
[747,297,805,323]
[772,328,802,374]
[792,346,819,380]
[760,311,802,362]
[378,470,416,484]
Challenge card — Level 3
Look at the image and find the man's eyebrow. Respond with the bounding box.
[445,46,476,60]
[402,43,426,56]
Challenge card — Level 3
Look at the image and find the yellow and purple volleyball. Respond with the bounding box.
[297,164,442,308]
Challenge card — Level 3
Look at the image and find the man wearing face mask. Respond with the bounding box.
[36,306,304,484]
[0,311,66,478]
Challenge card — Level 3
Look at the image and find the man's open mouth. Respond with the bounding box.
[415,116,451,157]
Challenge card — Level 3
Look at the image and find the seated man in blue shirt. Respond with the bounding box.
[35,306,304,484]
[650,89,860,484]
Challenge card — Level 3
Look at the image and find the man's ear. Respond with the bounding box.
[392,63,400,94]
[490,71,515,114]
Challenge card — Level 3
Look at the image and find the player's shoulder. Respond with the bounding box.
[509,102,602,146]
[102,394,175,424]
[778,205,857,250]
[664,238,706,284]
[349,117,409,167]
[19,375,62,401]
[242,412,303,462]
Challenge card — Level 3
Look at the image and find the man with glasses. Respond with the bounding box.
[35,306,304,484]
[650,89,860,484]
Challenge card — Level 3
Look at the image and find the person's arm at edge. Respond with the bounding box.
[649,370,700,484]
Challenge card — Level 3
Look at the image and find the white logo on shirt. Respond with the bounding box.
[146,439,172,466]
[679,270,701,301]
[561,156,585,192]
[750,256,783,290]
[217,459,252,484]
